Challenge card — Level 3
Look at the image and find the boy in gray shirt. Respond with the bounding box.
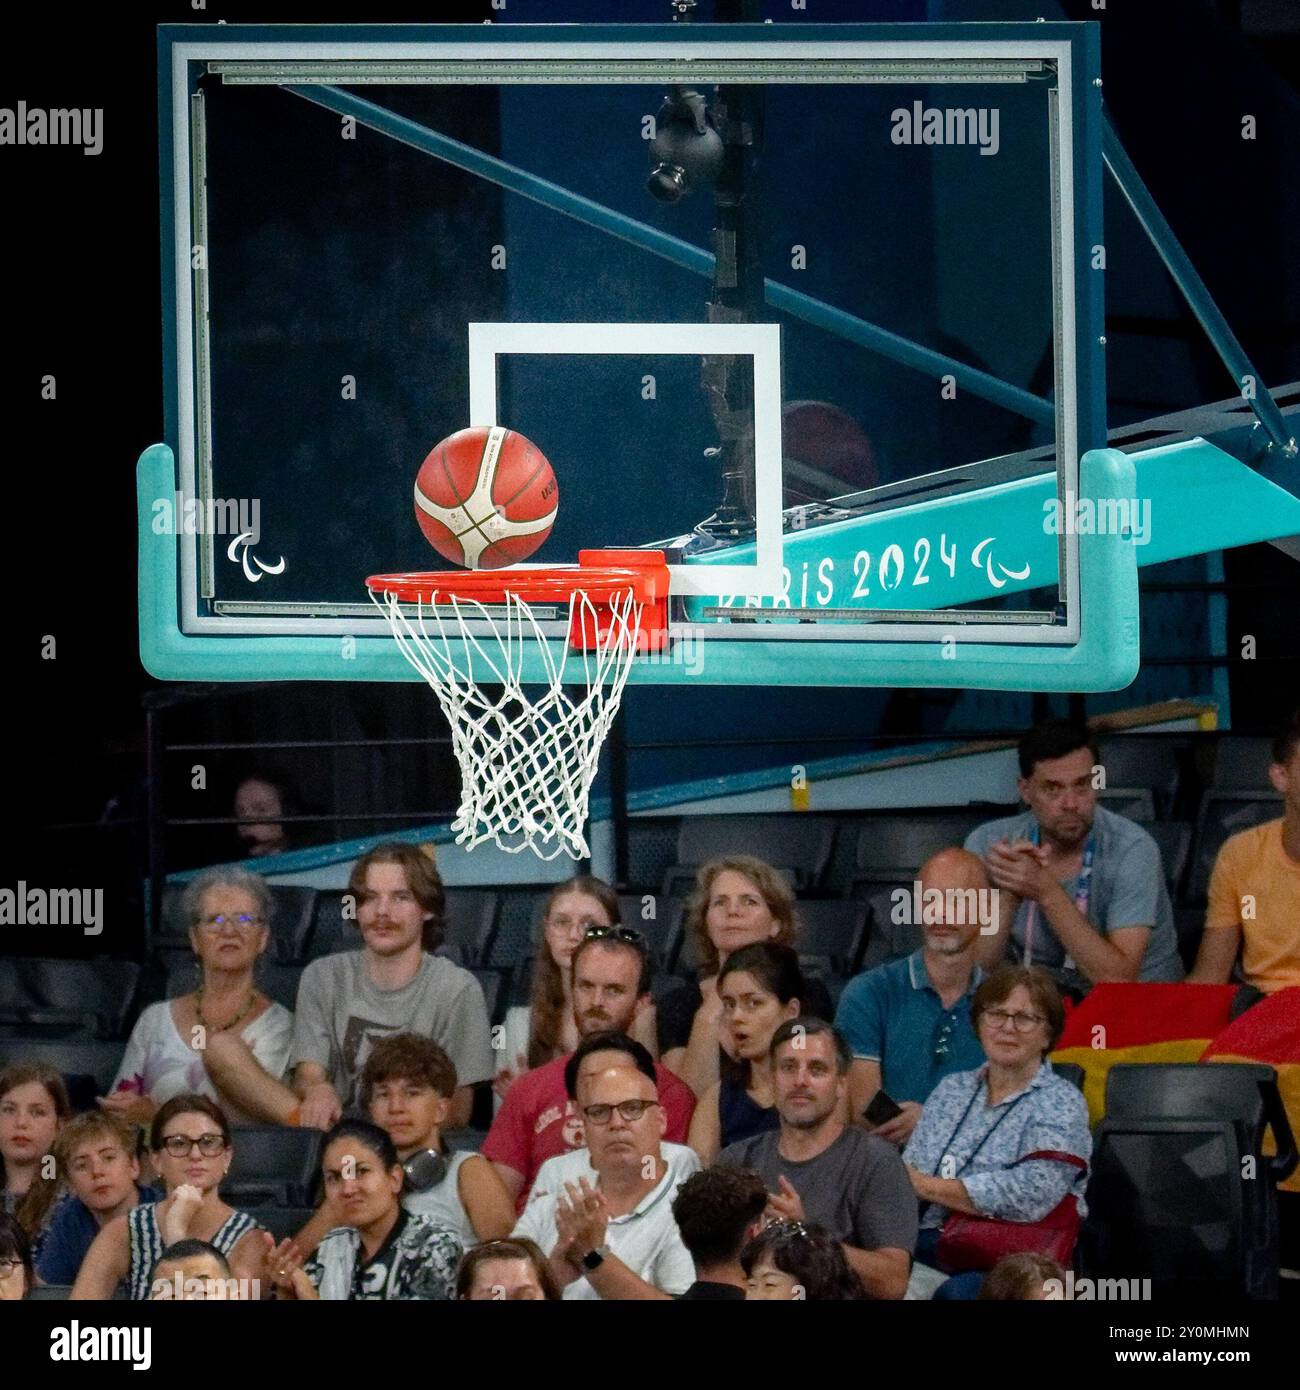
[965,720,1182,990]
[292,844,493,1129]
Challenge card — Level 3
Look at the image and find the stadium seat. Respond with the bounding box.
[254,1205,317,1243]
[1096,736,1185,817]
[1138,819,1192,898]
[1096,786,1156,820]
[0,1038,126,1105]
[617,894,680,971]
[470,967,509,1025]
[798,954,847,1010]
[850,810,996,892]
[1211,736,1276,791]
[226,1125,323,1207]
[1187,791,1283,902]
[0,958,141,1040]
[665,815,837,894]
[856,887,924,975]
[624,818,682,894]
[793,900,870,977]
[1173,906,1206,972]
[482,891,545,971]
[1052,1061,1086,1092]
[1080,1062,1297,1298]
[27,1284,72,1300]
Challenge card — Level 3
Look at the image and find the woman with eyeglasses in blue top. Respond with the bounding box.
[103,867,299,1127]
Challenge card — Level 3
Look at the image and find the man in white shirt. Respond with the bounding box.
[511,1067,695,1300]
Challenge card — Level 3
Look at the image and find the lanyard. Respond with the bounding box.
[935,1076,1031,1179]
[1022,825,1094,969]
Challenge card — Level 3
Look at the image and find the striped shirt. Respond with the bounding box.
[127,1201,259,1300]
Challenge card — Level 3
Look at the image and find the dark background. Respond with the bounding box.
[2,0,1297,959]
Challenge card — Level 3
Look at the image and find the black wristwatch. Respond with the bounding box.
[581,1245,610,1271]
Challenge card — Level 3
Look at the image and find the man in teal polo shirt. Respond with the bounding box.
[836,848,990,1146]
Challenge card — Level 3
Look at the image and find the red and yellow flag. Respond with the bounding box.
[1051,983,1238,1125]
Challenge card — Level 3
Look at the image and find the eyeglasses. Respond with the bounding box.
[159,1133,227,1157]
[582,925,646,947]
[981,1008,1046,1033]
[581,1099,660,1125]
[933,1014,958,1063]
[199,914,263,931]
[765,1220,812,1239]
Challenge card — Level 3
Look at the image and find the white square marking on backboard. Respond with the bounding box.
[467,321,784,599]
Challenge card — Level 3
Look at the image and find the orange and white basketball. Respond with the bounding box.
[413,425,559,569]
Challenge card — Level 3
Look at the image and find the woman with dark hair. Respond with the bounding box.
[903,965,1092,1300]
[269,1119,462,1301]
[687,943,804,1162]
[233,769,300,859]
[0,1062,71,1244]
[71,1094,265,1300]
[104,866,297,1126]
[456,1237,562,1301]
[0,1212,34,1300]
[741,1221,867,1300]
[658,857,833,1098]
[493,876,625,1104]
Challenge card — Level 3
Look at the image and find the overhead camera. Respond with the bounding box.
[647,87,724,204]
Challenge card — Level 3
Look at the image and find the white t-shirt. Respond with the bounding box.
[113,999,294,1125]
[511,1148,697,1300]
[402,1149,478,1249]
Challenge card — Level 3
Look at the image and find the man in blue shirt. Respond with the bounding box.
[36,1112,158,1286]
[837,847,990,1146]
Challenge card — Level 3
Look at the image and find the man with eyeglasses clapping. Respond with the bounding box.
[511,1066,695,1300]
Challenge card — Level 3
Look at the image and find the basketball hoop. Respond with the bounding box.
[366,550,670,862]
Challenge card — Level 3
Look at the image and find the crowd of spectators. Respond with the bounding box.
[1,711,1295,1300]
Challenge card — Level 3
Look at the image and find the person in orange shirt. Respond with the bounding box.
[1190,710,1300,997]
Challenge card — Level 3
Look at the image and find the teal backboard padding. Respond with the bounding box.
[141,441,1153,690]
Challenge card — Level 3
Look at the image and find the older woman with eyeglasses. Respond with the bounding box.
[103,867,298,1127]
[902,965,1091,1299]
[72,1095,266,1299]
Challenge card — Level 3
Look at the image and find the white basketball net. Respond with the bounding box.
[371,584,643,861]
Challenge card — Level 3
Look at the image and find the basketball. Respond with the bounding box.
[413,425,559,569]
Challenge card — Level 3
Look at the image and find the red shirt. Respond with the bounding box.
[482,1055,696,1208]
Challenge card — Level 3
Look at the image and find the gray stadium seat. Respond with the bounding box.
[1097,786,1156,820]
[483,891,546,970]
[1188,791,1283,902]
[28,1284,72,1300]
[1138,819,1192,897]
[226,1125,323,1207]
[668,815,838,893]
[254,1206,317,1243]
[793,900,870,977]
[1211,736,1277,790]
[616,894,678,970]
[0,958,141,1040]
[852,809,998,889]
[625,818,682,894]
[1097,736,1185,816]
[856,887,924,974]
[470,967,508,1025]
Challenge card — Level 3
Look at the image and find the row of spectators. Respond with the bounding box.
[0,712,1295,1299]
